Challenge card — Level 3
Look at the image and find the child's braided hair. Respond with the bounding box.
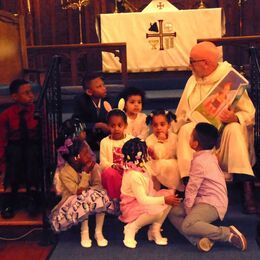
[122,138,148,165]
[55,117,86,149]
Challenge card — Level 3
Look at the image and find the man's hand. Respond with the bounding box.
[219,108,238,124]
[165,194,182,206]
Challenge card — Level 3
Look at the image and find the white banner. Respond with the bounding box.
[99,8,225,72]
[142,0,179,12]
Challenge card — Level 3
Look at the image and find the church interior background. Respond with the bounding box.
[0,0,259,81]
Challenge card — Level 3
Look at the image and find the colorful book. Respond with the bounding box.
[189,68,249,130]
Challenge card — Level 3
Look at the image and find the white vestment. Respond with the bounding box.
[146,132,181,189]
[172,61,255,178]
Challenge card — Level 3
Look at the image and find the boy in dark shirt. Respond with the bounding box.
[72,71,110,152]
[0,79,41,218]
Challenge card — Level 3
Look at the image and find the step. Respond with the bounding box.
[0,210,43,226]
[61,85,183,99]
[104,71,191,90]
[0,178,28,193]
[61,85,182,116]
[61,85,182,100]
[146,89,183,99]
[61,84,124,95]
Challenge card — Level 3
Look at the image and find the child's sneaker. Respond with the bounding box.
[197,237,214,252]
[228,225,247,251]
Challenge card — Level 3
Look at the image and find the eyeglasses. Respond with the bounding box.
[189,59,206,65]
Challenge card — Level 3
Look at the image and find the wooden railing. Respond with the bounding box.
[27,43,127,86]
[249,47,260,161]
[197,35,260,46]
[34,55,62,244]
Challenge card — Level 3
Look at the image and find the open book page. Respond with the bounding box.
[189,68,249,130]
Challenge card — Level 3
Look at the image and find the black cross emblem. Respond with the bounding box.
[146,20,176,50]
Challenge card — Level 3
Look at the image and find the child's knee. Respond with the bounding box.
[181,218,196,235]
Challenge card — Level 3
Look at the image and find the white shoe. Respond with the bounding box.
[147,225,168,245]
[95,232,108,247]
[197,237,214,252]
[81,231,92,248]
[123,224,137,249]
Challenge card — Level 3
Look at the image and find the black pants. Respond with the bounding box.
[4,141,42,191]
[232,174,255,183]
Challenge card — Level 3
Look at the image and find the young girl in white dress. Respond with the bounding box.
[100,109,133,200]
[146,110,181,190]
[119,138,181,248]
[120,86,149,140]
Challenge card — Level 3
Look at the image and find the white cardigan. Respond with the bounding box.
[99,134,133,170]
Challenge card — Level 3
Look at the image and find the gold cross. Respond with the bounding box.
[157,2,164,10]
[146,20,176,50]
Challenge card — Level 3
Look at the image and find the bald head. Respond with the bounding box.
[190,41,220,77]
[190,41,219,62]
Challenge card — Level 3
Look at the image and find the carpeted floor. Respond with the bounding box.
[51,240,260,260]
[50,201,260,260]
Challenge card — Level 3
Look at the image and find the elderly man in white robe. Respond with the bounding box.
[172,41,257,214]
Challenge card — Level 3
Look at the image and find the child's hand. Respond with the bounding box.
[148,147,157,160]
[112,163,124,172]
[83,160,95,173]
[157,132,167,143]
[76,187,84,195]
[164,194,182,206]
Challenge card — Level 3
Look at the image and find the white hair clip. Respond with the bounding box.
[135,151,142,160]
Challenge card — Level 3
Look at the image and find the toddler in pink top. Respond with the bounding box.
[120,138,181,249]
[168,122,247,252]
